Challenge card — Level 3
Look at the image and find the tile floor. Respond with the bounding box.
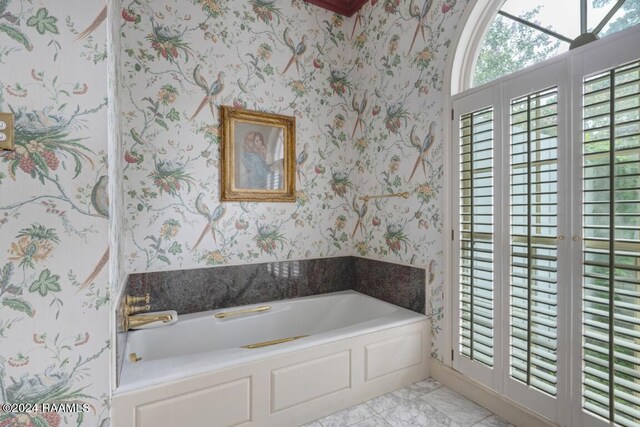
[301,378,514,427]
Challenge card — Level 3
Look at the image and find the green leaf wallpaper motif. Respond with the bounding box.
[29,269,61,297]
[0,23,33,51]
[27,8,59,35]
[1,296,35,317]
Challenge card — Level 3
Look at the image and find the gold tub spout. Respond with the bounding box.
[240,335,309,349]
[127,313,173,330]
[214,305,271,319]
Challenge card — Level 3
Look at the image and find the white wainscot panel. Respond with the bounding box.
[271,350,351,413]
[135,377,251,427]
[113,321,428,427]
[365,332,423,381]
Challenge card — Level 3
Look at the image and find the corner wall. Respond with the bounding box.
[350,0,469,360]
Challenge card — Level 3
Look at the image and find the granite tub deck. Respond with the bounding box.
[116,256,426,386]
[302,378,514,427]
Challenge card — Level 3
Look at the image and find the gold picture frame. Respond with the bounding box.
[221,106,296,202]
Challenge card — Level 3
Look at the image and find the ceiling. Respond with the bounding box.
[305,0,369,17]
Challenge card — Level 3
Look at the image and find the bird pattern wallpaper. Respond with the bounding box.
[0,0,111,426]
[121,0,465,362]
[0,0,466,425]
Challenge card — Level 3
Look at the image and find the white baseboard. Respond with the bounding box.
[429,360,559,427]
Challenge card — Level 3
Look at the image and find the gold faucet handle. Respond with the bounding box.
[126,293,150,305]
[125,304,150,316]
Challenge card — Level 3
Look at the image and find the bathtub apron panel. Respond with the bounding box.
[113,320,428,427]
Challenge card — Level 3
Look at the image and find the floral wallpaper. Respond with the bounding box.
[0,0,110,426]
[120,0,359,272]
[350,0,467,360]
[0,0,469,424]
[120,0,467,362]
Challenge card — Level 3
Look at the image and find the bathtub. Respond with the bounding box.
[113,290,429,427]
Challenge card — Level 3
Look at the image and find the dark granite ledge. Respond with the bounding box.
[125,257,352,315]
[352,257,425,314]
[124,256,425,315]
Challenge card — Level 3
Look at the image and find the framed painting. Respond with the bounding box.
[220,106,296,202]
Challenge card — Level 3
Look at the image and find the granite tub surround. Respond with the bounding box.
[125,257,353,315]
[352,257,426,314]
[123,256,426,315]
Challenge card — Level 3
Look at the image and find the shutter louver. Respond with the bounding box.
[509,88,559,397]
[459,107,495,368]
[582,60,640,427]
[453,28,640,427]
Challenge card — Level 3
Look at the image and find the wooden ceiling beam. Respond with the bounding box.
[305,0,369,17]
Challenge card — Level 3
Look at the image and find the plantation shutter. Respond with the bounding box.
[459,106,495,369]
[451,25,640,427]
[509,88,559,397]
[582,59,640,427]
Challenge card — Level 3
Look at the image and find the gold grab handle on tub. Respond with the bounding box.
[241,335,309,349]
[214,305,271,319]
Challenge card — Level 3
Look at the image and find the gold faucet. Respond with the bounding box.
[123,293,150,316]
[122,293,159,330]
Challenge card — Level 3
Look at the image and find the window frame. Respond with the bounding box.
[568,28,640,427]
[451,86,504,390]
[451,58,570,424]
[446,20,640,427]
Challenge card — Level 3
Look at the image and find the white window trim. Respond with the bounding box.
[443,0,503,369]
[444,4,640,425]
[445,1,640,370]
[568,29,640,427]
[451,59,569,423]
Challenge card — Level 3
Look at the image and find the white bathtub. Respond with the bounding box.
[113,290,429,427]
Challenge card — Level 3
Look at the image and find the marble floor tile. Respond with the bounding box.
[380,402,430,427]
[412,397,465,427]
[420,387,491,426]
[473,415,513,427]
[381,397,464,427]
[406,377,442,397]
[318,403,378,427]
[365,387,417,413]
[301,380,507,427]
[351,415,392,426]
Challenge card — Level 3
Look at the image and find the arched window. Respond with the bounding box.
[473,0,640,86]
[447,2,640,426]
